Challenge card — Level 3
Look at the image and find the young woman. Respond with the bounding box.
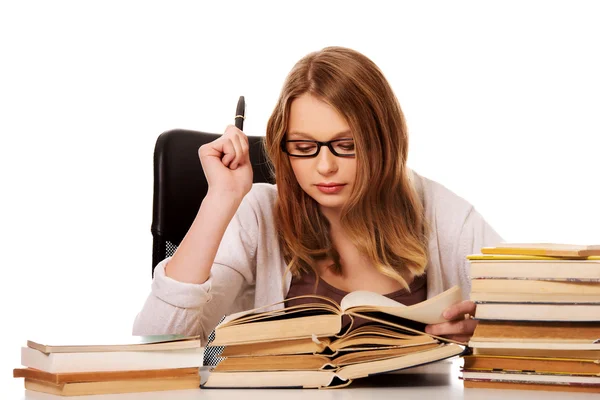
[133,46,503,345]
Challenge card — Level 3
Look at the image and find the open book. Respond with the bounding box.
[202,286,465,388]
[211,286,463,346]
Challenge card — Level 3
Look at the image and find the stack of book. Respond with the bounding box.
[13,335,204,396]
[201,286,466,389]
[463,243,600,393]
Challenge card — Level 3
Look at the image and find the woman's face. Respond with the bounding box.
[287,93,357,217]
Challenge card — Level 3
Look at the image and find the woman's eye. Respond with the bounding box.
[337,143,354,151]
[294,145,316,153]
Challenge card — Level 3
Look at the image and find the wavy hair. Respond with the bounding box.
[264,46,428,290]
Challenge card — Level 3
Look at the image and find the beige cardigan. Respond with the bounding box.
[133,171,503,345]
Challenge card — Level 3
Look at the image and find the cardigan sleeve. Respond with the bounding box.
[456,207,504,299]
[132,187,261,345]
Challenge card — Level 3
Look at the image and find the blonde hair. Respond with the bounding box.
[264,46,428,290]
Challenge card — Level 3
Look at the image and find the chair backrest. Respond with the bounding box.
[151,129,274,276]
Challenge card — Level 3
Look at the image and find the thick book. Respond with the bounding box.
[211,286,463,346]
[470,292,600,303]
[463,355,600,376]
[471,279,600,295]
[220,337,331,357]
[221,324,436,357]
[468,255,600,281]
[21,346,204,373]
[463,379,600,393]
[13,367,199,384]
[462,370,600,387]
[470,320,600,344]
[214,341,440,372]
[24,375,200,396]
[468,340,600,351]
[474,303,600,322]
[472,347,600,359]
[481,243,600,258]
[26,334,201,354]
[202,343,463,388]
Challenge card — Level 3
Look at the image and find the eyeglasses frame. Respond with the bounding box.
[280,138,356,158]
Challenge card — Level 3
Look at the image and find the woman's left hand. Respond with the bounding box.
[424,300,478,343]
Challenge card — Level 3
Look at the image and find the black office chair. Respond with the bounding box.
[151,128,274,366]
[151,128,274,276]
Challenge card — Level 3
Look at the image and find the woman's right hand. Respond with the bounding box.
[198,125,254,199]
[164,126,254,284]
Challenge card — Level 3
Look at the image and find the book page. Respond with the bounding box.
[340,286,462,324]
[219,295,341,327]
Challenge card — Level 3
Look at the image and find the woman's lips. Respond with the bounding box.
[316,184,346,194]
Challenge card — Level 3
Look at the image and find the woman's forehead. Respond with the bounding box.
[288,94,351,140]
[288,129,352,140]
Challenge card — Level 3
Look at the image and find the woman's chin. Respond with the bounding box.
[313,196,347,212]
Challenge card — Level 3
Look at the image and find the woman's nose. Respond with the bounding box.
[315,146,338,175]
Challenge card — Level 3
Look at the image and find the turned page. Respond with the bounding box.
[340,286,462,325]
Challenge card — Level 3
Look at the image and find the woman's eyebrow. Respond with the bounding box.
[287,130,352,139]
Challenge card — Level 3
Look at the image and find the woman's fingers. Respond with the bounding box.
[220,137,236,167]
[220,125,250,170]
[237,130,249,162]
[231,129,250,170]
[441,335,472,343]
[229,133,245,170]
[424,301,478,344]
[200,125,249,170]
[425,318,478,337]
[442,300,477,320]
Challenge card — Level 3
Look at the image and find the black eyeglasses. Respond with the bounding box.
[281,138,355,158]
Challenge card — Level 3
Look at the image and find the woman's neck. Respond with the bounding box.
[320,205,354,253]
[320,206,341,229]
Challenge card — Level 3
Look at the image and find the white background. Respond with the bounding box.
[1,0,599,395]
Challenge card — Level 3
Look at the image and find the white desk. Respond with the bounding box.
[6,360,599,400]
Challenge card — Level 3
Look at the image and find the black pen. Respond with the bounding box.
[235,96,245,130]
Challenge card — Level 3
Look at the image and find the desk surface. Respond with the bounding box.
[6,360,599,400]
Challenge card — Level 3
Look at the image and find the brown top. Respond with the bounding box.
[285,269,427,331]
